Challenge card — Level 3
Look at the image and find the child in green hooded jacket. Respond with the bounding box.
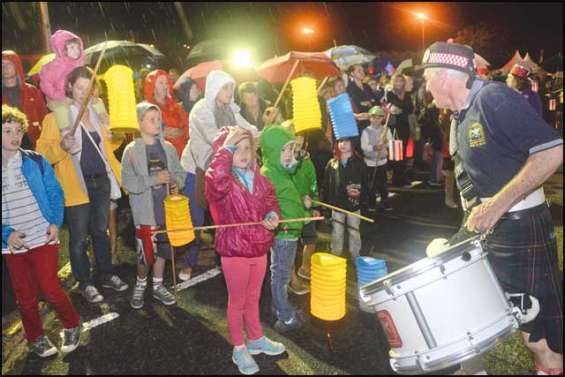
[259,124,309,333]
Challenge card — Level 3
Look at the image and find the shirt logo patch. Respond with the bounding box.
[468,122,486,148]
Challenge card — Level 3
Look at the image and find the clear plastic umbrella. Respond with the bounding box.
[325,45,376,71]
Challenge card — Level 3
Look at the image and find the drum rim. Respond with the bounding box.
[360,236,483,298]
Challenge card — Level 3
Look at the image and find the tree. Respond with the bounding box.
[453,21,512,67]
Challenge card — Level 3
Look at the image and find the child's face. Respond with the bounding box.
[154,75,168,100]
[280,141,296,167]
[370,115,384,127]
[140,109,161,137]
[216,82,234,105]
[65,42,81,60]
[233,137,252,169]
[337,139,352,155]
[2,121,24,152]
[334,80,346,95]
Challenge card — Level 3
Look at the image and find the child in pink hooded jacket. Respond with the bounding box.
[205,126,287,375]
[39,30,106,130]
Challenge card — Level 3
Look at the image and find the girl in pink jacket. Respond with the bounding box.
[39,30,106,130]
[205,126,286,375]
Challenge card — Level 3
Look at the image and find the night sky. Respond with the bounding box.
[2,2,563,70]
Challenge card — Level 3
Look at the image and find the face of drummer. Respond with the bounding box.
[232,136,252,169]
[140,108,162,137]
[216,82,234,106]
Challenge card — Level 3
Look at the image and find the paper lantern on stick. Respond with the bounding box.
[103,65,139,134]
[327,93,359,140]
[549,98,557,111]
[388,139,404,161]
[311,252,347,321]
[164,194,195,247]
[356,256,388,312]
[290,76,322,133]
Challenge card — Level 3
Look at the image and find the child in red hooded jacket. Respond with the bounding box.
[205,126,286,375]
[144,70,189,157]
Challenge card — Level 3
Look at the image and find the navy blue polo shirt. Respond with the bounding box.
[454,80,563,197]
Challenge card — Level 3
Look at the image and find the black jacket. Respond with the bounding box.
[321,155,367,212]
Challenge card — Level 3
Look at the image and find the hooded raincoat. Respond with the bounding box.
[260,125,307,240]
[39,30,86,102]
[180,70,258,175]
[205,127,279,258]
[2,51,48,146]
[144,69,189,158]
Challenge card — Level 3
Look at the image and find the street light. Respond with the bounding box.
[232,49,253,69]
[301,26,315,50]
[415,12,428,50]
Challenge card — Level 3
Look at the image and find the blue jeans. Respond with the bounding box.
[65,175,112,290]
[182,172,204,269]
[270,238,298,322]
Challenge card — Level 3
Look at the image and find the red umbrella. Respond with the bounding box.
[177,60,258,91]
[256,51,340,84]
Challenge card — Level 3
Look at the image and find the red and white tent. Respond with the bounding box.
[497,50,523,75]
[522,53,543,74]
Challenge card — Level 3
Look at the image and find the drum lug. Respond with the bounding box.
[439,264,446,276]
[383,280,394,296]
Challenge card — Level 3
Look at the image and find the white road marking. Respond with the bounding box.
[81,312,120,332]
[173,266,222,291]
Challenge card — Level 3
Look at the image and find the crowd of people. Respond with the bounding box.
[2,29,563,375]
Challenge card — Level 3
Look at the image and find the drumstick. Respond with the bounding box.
[152,216,325,235]
[69,41,109,136]
[312,200,374,223]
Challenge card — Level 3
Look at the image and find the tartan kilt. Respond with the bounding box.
[484,204,563,354]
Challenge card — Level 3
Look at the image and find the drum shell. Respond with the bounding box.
[360,237,519,374]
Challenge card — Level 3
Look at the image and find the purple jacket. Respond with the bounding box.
[205,128,280,258]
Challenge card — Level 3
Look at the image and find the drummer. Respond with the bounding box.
[420,41,563,375]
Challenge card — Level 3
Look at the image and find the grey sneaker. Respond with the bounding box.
[232,346,259,375]
[82,285,104,303]
[102,275,129,292]
[60,326,81,353]
[274,315,302,333]
[152,284,176,306]
[130,282,146,309]
[29,335,58,358]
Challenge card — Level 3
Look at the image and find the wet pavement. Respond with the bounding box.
[2,177,467,375]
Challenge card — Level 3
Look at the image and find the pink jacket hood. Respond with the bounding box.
[39,30,86,101]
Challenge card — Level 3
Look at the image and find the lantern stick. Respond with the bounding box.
[70,41,108,136]
[166,184,178,296]
[312,200,375,223]
[317,76,329,95]
[151,216,325,236]
[327,331,335,353]
[268,59,300,124]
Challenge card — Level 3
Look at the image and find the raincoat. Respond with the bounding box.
[260,125,308,240]
[144,69,189,157]
[2,51,48,146]
[39,30,86,102]
[180,70,257,175]
[205,127,279,258]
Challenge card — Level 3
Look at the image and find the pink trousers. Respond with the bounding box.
[221,254,267,346]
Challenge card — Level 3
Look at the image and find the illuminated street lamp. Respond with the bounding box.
[301,26,315,50]
[232,49,253,69]
[415,12,428,50]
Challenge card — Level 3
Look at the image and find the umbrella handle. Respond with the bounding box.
[269,60,300,123]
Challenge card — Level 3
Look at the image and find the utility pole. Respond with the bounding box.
[39,2,52,53]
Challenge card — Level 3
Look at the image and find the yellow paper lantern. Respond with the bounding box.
[291,76,322,134]
[164,194,195,247]
[310,252,347,321]
[103,65,140,134]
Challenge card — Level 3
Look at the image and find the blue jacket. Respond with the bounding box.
[2,149,64,249]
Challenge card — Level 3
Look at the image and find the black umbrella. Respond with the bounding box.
[185,39,229,67]
[84,40,167,73]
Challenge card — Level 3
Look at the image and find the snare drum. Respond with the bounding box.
[359,236,520,374]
